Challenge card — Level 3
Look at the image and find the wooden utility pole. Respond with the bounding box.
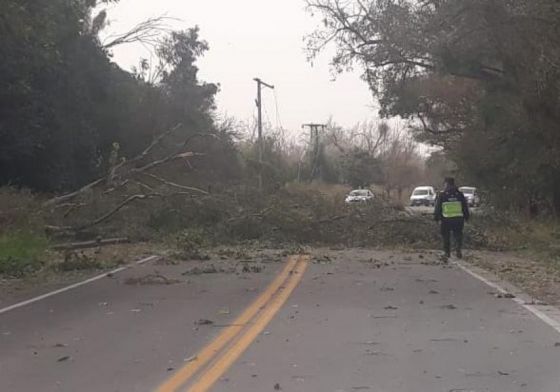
[254,77,274,190]
[302,123,327,181]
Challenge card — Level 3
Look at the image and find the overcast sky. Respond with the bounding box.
[102,0,378,133]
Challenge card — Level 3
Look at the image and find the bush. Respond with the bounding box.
[0,187,44,231]
[0,231,49,277]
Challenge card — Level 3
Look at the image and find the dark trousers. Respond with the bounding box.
[441,218,464,255]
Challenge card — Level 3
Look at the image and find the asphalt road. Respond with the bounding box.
[2,250,560,392]
[0,256,285,392]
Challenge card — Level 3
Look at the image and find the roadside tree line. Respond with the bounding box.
[0,0,237,193]
[306,0,560,216]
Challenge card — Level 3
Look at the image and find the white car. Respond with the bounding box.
[410,186,436,206]
[459,186,480,207]
[345,189,374,204]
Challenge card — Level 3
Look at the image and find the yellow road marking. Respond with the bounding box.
[187,256,309,392]
[156,256,300,392]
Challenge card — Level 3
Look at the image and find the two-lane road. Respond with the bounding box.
[1,250,559,391]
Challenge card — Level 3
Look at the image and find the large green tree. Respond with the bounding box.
[0,1,223,192]
[307,0,560,214]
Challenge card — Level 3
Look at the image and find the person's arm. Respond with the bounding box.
[461,193,470,221]
[434,192,442,222]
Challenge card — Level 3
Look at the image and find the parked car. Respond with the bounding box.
[345,189,374,204]
[410,186,436,206]
[459,186,480,207]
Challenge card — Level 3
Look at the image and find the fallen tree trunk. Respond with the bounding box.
[46,191,199,233]
[43,178,106,208]
[52,238,130,251]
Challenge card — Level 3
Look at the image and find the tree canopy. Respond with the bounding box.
[0,0,221,192]
[307,0,560,214]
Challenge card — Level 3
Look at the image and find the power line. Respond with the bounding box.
[262,99,273,131]
[250,105,258,141]
[273,89,285,131]
[260,88,282,133]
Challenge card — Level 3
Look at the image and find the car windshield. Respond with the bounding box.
[413,190,429,196]
[350,190,369,196]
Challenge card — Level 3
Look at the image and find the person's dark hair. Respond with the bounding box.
[444,177,455,187]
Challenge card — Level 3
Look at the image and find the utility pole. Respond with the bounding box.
[302,123,327,182]
[254,77,274,191]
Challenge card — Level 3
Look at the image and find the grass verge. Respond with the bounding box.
[0,231,49,278]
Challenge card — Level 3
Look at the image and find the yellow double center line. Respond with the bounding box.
[156,255,309,392]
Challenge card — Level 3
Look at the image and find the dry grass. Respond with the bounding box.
[0,187,44,232]
[468,251,560,305]
[461,215,560,304]
[468,214,560,256]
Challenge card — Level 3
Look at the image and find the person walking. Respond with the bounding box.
[434,177,470,260]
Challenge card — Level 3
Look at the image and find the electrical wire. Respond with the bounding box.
[262,99,273,133]
[263,103,271,126]
[249,105,258,141]
[273,89,285,132]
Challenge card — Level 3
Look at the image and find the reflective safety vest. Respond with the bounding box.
[442,201,464,218]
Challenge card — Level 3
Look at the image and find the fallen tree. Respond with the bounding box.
[43,124,212,235]
[51,238,130,251]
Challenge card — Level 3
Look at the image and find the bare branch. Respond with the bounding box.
[59,191,198,232]
[102,16,177,50]
[52,238,130,251]
[43,124,182,207]
[130,151,204,174]
[43,177,106,208]
[63,203,88,218]
[141,173,209,194]
[129,124,183,165]
[132,180,156,193]
[416,112,463,135]
[74,193,158,231]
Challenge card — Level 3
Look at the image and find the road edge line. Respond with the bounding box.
[0,255,161,315]
[456,260,560,334]
[187,255,309,392]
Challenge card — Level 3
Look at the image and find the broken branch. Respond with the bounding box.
[141,173,208,194]
[52,238,130,251]
[43,124,183,207]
